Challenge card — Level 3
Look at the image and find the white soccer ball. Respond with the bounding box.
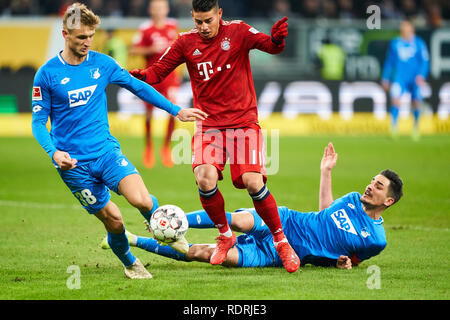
[149,205,188,243]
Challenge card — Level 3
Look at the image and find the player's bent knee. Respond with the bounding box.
[195,168,219,191]
[245,180,264,195]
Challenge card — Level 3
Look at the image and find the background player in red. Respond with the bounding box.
[131,0,299,273]
[130,0,181,168]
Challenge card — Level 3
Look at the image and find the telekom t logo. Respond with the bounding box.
[197,61,232,81]
[197,61,213,81]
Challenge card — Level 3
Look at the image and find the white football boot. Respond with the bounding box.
[124,258,152,279]
[168,236,189,254]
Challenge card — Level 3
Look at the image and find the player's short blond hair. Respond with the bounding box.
[63,2,100,32]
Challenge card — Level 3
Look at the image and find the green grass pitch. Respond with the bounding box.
[0,135,449,300]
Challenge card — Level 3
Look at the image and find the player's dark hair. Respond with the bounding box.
[380,169,403,205]
[192,0,219,12]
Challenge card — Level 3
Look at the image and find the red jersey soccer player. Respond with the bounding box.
[131,0,300,272]
[130,0,181,168]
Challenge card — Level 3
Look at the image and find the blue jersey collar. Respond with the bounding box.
[57,50,90,66]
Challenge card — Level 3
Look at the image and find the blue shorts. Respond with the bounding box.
[57,148,139,214]
[235,208,286,268]
[390,79,422,101]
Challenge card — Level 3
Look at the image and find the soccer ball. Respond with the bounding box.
[149,205,188,243]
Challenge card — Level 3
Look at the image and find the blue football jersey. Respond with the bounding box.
[381,35,429,83]
[31,50,180,164]
[282,192,387,264]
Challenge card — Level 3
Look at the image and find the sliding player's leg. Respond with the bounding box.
[186,209,255,234]
[129,235,241,267]
[186,209,232,228]
[104,211,280,269]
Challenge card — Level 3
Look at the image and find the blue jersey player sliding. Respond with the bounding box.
[31,3,207,279]
[381,20,429,140]
[108,142,403,270]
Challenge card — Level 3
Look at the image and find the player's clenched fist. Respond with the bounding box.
[271,16,288,44]
[336,255,352,269]
[53,150,78,170]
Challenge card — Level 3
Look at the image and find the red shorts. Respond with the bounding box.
[145,72,180,110]
[191,123,267,189]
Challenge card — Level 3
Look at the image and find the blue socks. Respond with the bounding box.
[390,105,399,130]
[107,230,136,267]
[136,237,189,261]
[413,108,420,128]
[186,209,232,228]
[139,194,159,222]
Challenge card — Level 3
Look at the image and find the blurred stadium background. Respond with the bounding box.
[0,0,449,137]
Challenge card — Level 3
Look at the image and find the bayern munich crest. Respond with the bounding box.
[221,37,231,51]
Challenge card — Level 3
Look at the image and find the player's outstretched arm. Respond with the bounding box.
[244,17,287,54]
[319,142,338,210]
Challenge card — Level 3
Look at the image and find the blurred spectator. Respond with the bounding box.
[323,0,339,19]
[400,0,418,18]
[171,0,191,18]
[300,0,321,18]
[126,0,147,17]
[220,0,247,19]
[317,37,346,80]
[102,28,128,66]
[338,0,355,20]
[87,0,107,16]
[399,0,427,26]
[269,0,298,20]
[380,0,403,19]
[245,0,272,18]
[10,0,39,15]
[105,0,124,17]
[426,2,443,28]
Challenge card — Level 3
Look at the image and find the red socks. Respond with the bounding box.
[250,186,285,243]
[199,186,230,234]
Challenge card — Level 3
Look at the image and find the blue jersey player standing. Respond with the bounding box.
[31,3,207,279]
[109,142,403,270]
[381,20,429,140]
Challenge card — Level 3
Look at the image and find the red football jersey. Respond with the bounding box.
[144,20,285,129]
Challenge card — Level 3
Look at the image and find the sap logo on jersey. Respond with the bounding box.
[68,85,97,108]
[331,209,357,235]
